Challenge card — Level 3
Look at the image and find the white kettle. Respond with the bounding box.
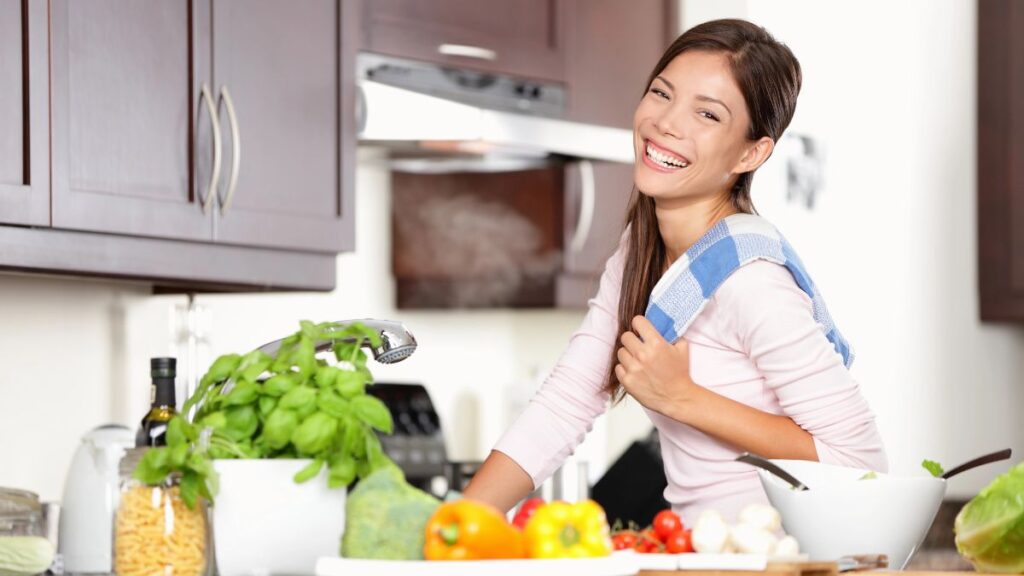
[58,425,135,575]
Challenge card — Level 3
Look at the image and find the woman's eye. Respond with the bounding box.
[700,110,720,122]
[648,88,670,100]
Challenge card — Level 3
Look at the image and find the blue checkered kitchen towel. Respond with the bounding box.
[645,213,854,367]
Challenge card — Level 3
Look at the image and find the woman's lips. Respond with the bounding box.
[642,139,691,173]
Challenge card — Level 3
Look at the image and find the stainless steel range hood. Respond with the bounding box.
[356,53,634,171]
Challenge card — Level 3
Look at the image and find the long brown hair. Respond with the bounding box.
[606,19,803,400]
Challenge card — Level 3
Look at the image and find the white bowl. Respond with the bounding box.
[756,459,945,569]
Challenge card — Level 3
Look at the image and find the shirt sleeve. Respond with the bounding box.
[713,260,889,472]
[492,236,626,488]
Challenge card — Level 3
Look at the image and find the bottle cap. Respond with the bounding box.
[150,357,177,379]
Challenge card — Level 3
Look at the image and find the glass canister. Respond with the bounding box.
[0,488,44,537]
[0,488,56,575]
[114,449,209,576]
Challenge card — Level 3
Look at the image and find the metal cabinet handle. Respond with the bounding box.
[198,84,222,215]
[570,160,596,253]
[218,86,241,215]
[438,43,497,61]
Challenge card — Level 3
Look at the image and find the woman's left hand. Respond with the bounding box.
[615,315,696,414]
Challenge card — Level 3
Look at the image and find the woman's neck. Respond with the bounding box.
[656,193,738,263]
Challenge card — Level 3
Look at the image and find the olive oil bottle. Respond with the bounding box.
[135,357,177,447]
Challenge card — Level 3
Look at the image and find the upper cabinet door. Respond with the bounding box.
[50,0,214,241]
[566,0,675,129]
[363,0,568,83]
[210,0,354,252]
[0,0,49,226]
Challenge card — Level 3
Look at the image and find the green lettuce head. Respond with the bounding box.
[955,462,1024,573]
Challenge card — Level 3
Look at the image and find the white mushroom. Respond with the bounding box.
[775,535,800,557]
[738,504,782,533]
[729,523,779,555]
[692,510,731,554]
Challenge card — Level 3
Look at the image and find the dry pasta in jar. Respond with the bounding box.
[115,450,208,576]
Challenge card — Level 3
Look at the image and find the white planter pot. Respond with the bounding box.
[212,459,346,576]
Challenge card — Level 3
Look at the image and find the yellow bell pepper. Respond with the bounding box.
[423,500,526,560]
[523,500,612,558]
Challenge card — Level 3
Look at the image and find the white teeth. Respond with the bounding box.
[645,143,688,169]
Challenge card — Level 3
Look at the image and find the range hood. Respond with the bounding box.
[356,53,634,171]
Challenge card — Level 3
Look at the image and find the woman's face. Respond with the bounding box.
[632,50,765,205]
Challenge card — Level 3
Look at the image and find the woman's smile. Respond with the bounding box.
[642,138,691,172]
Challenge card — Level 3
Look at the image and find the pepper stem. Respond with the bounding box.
[440,523,460,546]
[560,524,580,548]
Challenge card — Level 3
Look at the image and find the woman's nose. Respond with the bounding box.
[654,109,684,139]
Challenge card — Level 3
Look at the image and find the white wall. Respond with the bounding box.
[684,0,1024,497]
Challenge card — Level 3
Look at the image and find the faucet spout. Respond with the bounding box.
[256,319,417,364]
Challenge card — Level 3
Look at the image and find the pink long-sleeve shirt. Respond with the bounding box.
[494,236,888,525]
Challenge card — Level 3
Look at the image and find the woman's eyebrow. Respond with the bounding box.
[654,75,674,90]
[696,94,732,117]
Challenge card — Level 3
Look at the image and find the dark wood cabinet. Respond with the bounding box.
[210,0,356,252]
[0,0,355,291]
[0,0,49,227]
[50,0,213,241]
[978,0,1024,320]
[363,0,569,83]
[565,0,675,129]
[48,0,355,252]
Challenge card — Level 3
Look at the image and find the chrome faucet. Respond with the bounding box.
[256,319,417,364]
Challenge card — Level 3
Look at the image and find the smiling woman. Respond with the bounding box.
[463,19,887,526]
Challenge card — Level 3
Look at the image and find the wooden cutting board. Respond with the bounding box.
[639,560,838,576]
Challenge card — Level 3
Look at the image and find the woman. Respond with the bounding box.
[463,19,887,524]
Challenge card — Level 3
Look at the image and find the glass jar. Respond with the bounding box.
[114,449,210,576]
[0,488,44,537]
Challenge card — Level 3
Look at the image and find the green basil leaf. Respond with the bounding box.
[343,423,366,459]
[200,354,242,387]
[234,350,274,382]
[279,385,317,412]
[291,412,338,455]
[263,408,300,450]
[179,471,200,509]
[258,395,278,417]
[262,374,299,397]
[293,458,324,483]
[364,432,387,466]
[200,411,228,431]
[170,443,189,468]
[351,395,393,434]
[166,417,187,447]
[317,391,350,419]
[133,448,170,485]
[224,405,259,441]
[224,381,260,406]
[314,366,339,389]
[296,337,317,379]
[334,370,366,400]
[327,458,356,489]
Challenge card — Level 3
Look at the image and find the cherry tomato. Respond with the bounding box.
[511,497,545,530]
[652,509,684,542]
[612,530,639,550]
[665,528,694,554]
[635,528,664,553]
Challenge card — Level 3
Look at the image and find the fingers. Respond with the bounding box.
[631,315,664,344]
[616,346,638,371]
[620,330,643,355]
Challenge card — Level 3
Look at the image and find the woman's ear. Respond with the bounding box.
[732,136,775,175]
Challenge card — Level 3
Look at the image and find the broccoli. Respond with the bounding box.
[341,464,441,560]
